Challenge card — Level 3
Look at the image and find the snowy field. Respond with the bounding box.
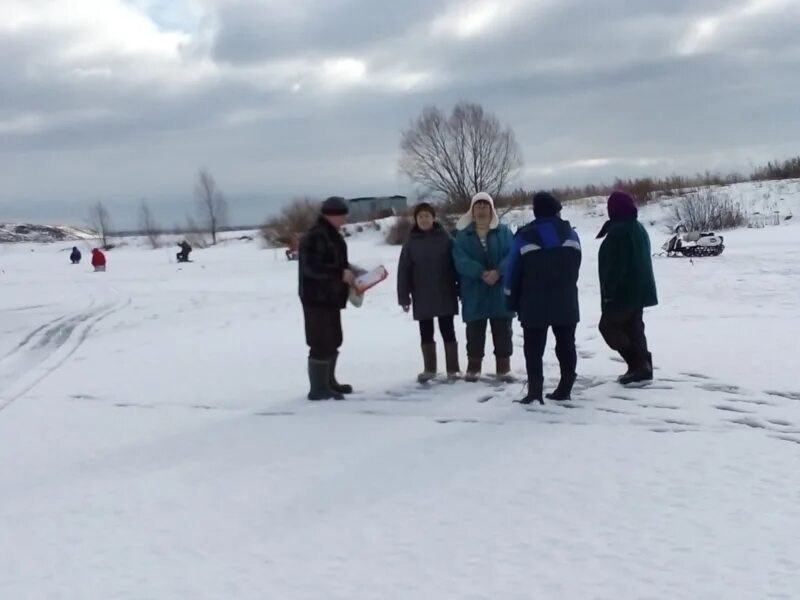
[1,182,800,599]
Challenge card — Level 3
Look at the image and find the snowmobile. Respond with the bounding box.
[662,225,724,257]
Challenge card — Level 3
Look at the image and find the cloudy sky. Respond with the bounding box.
[2,0,799,226]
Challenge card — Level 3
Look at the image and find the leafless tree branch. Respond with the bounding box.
[399,102,522,212]
[194,168,229,245]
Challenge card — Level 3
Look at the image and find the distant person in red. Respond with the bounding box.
[91,248,106,272]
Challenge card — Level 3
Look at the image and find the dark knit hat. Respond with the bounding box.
[321,196,349,216]
[607,190,638,221]
[413,202,436,220]
[532,192,562,218]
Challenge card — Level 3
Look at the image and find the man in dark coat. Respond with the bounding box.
[505,192,582,404]
[70,247,82,264]
[177,241,192,262]
[299,196,356,400]
[596,190,658,384]
[397,202,460,381]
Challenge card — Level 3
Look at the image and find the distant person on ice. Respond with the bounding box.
[596,190,658,384]
[70,246,82,264]
[91,248,106,272]
[504,192,582,404]
[453,191,515,382]
[177,240,192,263]
[397,202,461,383]
[298,196,356,401]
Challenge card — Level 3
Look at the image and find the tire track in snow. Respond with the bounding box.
[0,296,132,413]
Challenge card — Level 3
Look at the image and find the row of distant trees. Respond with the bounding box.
[89,168,228,250]
[263,100,800,247]
[88,101,799,250]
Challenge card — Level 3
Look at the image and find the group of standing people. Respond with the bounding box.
[298,191,658,404]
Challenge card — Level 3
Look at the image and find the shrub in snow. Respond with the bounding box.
[261,198,320,247]
[385,217,413,245]
[667,189,748,232]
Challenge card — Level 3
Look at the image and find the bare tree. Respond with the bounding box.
[88,201,113,249]
[194,168,229,245]
[138,199,162,249]
[399,102,523,211]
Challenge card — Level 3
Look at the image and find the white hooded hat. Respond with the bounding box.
[456,191,499,231]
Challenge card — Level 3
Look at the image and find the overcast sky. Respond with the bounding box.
[2,0,799,226]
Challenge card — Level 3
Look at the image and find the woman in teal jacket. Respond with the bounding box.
[453,192,515,382]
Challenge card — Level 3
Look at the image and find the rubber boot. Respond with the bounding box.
[418,343,437,383]
[519,378,544,405]
[618,349,653,385]
[546,372,576,401]
[308,359,344,401]
[616,347,637,382]
[444,342,461,380]
[329,352,353,394]
[496,356,514,383]
[464,358,482,382]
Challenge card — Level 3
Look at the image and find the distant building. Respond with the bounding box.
[347,195,408,222]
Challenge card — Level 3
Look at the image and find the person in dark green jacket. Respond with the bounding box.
[596,191,658,384]
[453,192,515,382]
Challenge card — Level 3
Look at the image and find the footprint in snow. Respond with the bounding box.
[596,407,632,415]
[714,404,755,414]
[728,416,766,430]
[651,427,694,434]
[698,383,744,395]
[682,372,712,380]
[725,397,775,406]
[662,418,699,427]
[765,390,800,402]
[576,375,606,390]
[771,435,800,446]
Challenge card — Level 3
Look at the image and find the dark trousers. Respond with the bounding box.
[419,316,456,344]
[303,306,343,360]
[466,318,513,359]
[599,308,649,362]
[523,324,577,385]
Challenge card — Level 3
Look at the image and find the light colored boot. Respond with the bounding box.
[444,342,461,380]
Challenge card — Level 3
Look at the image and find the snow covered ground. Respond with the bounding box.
[1,182,800,599]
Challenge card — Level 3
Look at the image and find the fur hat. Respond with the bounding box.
[456,191,499,230]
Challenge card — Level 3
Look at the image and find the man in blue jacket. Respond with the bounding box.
[505,192,581,404]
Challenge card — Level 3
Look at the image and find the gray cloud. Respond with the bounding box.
[1,0,799,227]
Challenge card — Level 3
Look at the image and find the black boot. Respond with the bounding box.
[329,352,353,395]
[519,378,544,405]
[308,359,344,401]
[616,347,635,382]
[546,372,576,401]
[618,349,653,385]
